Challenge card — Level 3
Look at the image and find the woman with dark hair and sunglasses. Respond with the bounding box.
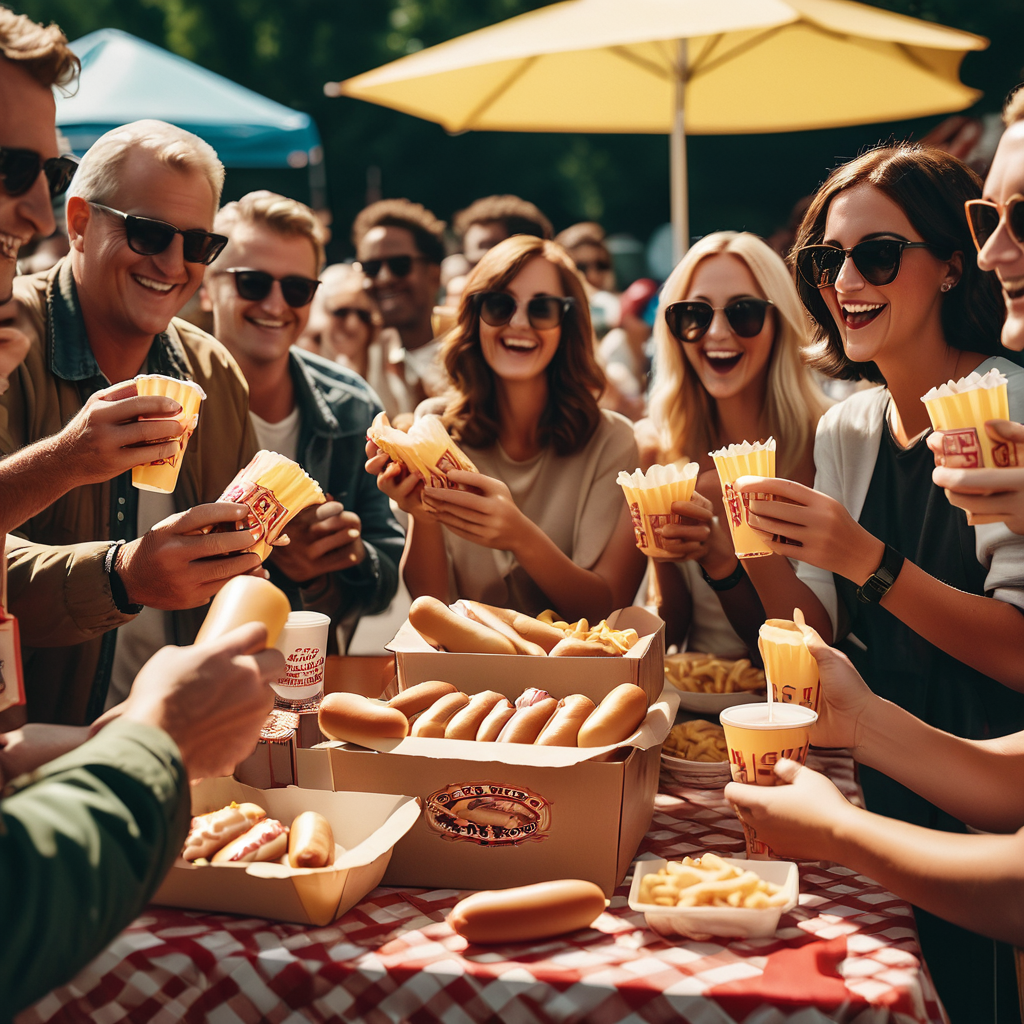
[728,144,1024,1019]
[366,234,646,619]
[644,231,829,654]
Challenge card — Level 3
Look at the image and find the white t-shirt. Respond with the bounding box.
[251,406,301,462]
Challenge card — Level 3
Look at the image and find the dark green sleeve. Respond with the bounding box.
[0,719,190,1019]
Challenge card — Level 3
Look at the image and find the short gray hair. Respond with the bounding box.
[67,119,224,213]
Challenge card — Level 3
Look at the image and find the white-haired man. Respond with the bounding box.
[1,119,260,727]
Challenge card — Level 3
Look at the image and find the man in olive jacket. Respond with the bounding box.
[0,120,262,727]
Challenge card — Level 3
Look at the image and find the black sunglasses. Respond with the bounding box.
[795,239,936,289]
[665,298,773,342]
[0,148,78,199]
[359,254,426,279]
[223,268,320,308]
[965,196,1024,252]
[474,291,575,330]
[90,202,227,266]
[331,305,373,325]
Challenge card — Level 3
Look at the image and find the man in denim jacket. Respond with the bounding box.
[202,191,403,647]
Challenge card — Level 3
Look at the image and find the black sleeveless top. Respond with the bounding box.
[835,413,1024,826]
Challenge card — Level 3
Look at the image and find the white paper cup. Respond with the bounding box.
[271,611,330,706]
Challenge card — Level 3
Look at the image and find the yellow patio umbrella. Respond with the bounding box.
[330,0,987,258]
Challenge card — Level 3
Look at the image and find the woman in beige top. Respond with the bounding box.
[367,235,645,619]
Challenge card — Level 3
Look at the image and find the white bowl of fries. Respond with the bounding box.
[628,854,799,940]
[665,653,766,713]
[660,719,732,788]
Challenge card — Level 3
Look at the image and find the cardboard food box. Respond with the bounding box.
[153,777,420,926]
[299,687,679,897]
[387,606,666,705]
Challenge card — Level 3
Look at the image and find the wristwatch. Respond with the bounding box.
[104,539,144,614]
[855,544,905,604]
[700,559,746,592]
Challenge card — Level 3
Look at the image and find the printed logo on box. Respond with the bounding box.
[723,482,746,528]
[993,441,1020,468]
[280,646,325,688]
[223,479,288,543]
[425,781,552,847]
[628,501,647,549]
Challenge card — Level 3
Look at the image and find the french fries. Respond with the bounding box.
[638,853,788,909]
[663,719,728,762]
[664,652,765,694]
[537,609,640,653]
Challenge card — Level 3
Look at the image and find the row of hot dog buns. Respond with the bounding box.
[409,597,640,658]
[182,802,336,869]
[318,681,650,748]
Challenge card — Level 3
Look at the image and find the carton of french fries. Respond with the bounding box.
[628,854,799,939]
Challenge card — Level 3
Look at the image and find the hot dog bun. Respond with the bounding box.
[457,601,547,657]
[535,694,597,746]
[319,692,410,746]
[411,691,471,737]
[212,818,289,863]
[497,696,558,743]
[183,802,266,861]
[409,596,517,655]
[288,811,336,868]
[577,683,649,747]
[387,680,458,718]
[445,691,506,739]
[548,636,619,658]
[505,610,568,653]
[475,698,515,741]
[447,879,606,943]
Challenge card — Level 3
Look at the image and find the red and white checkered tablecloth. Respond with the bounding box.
[18,751,947,1024]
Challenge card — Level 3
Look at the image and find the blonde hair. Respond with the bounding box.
[215,190,327,272]
[67,119,224,213]
[648,231,828,478]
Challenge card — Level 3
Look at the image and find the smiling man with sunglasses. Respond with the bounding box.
[352,198,448,412]
[0,119,263,727]
[203,192,402,647]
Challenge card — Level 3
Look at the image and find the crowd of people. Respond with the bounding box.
[2,7,1024,1022]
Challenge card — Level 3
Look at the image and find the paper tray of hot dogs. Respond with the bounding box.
[297,687,679,897]
[152,777,420,926]
[386,605,666,706]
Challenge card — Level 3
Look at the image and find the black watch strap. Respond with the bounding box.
[700,559,746,592]
[105,539,143,614]
[856,544,905,604]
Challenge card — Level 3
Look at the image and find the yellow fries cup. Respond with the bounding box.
[710,439,776,559]
[921,369,1012,469]
[758,619,820,712]
[131,374,206,493]
[719,702,817,859]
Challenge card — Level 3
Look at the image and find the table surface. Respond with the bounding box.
[19,751,947,1024]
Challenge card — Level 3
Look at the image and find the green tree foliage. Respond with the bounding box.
[11,0,1024,264]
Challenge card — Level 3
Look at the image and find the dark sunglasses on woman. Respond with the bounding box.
[331,306,373,325]
[474,291,575,330]
[359,254,425,279]
[965,195,1024,252]
[223,268,320,308]
[664,297,773,342]
[795,238,936,290]
[0,147,78,199]
[90,202,228,265]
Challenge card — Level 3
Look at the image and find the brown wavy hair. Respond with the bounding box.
[792,144,1004,383]
[442,235,605,455]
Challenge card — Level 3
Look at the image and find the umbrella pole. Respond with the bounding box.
[670,39,689,264]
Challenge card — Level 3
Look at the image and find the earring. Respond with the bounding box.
[940,282,951,292]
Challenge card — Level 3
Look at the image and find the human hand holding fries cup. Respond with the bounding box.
[616,462,699,556]
[131,374,207,493]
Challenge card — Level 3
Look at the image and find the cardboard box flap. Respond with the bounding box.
[334,795,421,869]
[321,689,678,767]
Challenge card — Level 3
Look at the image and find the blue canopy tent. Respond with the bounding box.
[56,28,325,205]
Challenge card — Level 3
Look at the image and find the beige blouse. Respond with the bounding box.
[443,409,639,614]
